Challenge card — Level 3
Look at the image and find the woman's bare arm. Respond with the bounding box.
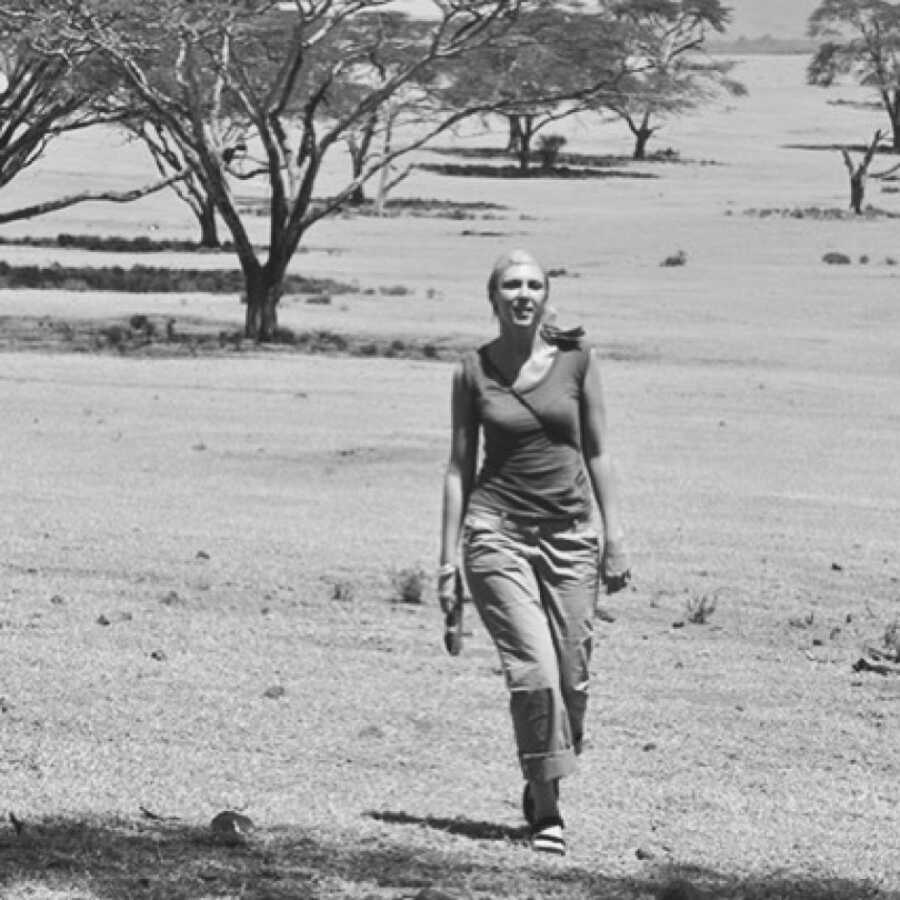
[579,350,630,589]
[439,363,478,590]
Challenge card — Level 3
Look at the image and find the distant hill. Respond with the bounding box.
[707,34,816,55]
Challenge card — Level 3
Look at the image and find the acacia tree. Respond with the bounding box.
[837,128,900,211]
[323,13,434,205]
[0,2,184,223]
[599,0,745,160]
[808,0,900,151]
[124,119,223,246]
[51,0,530,341]
[445,6,632,172]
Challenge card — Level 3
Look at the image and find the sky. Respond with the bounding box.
[724,0,820,39]
[391,0,823,41]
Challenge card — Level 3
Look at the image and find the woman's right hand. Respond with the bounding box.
[437,565,459,615]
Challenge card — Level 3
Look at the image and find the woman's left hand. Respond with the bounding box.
[601,539,631,594]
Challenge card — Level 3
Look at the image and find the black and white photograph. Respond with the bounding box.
[1,1,898,897]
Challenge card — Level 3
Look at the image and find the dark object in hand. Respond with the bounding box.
[444,570,465,656]
[601,540,632,594]
[603,568,632,595]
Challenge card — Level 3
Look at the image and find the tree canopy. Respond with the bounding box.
[598,0,745,159]
[43,0,535,340]
[0,1,149,212]
[0,0,752,339]
[440,5,632,170]
[808,0,900,150]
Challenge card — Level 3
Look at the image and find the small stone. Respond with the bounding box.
[160,590,186,607]
[642,742,658,752]
[263,685,286,700]
[831,562,844,572]
[150,650,167,662]
[196,550,210,560]
[636,847,656,861]
[210,810,254,845]
[50,594,65,605]
[96,614,111,626]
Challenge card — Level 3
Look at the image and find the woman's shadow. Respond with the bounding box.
[366,809,526,843]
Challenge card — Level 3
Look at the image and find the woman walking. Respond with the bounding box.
[438,249,630,856]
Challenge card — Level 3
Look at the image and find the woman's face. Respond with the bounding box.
[491,262,548,330]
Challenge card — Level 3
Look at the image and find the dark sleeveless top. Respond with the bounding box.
[463,344,593,522]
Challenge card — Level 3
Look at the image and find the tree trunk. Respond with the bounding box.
[633,127,652,161]
[506,116,522,153]
[243,268,283,342]
[375,106,395,217]
[348,143,366,205]
[516,116,534,174]
[849,173,865,215]
[196,198,220,248]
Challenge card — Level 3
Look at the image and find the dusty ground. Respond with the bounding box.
[1,56,899,899]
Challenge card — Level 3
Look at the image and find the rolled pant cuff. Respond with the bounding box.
[520,748,577,783]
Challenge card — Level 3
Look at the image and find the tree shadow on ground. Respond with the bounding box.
[417,162,658,180]
[0,815,896,900]
[782,142,900,155]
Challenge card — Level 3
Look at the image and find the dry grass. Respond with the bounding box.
[0,814,889,899]
[1,54,900,899]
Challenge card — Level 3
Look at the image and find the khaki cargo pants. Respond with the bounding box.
[462,511,600,783]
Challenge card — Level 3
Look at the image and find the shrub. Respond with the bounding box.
[99,324,130,348]
[272,327,297,345]
[661,250,687,267]
[0,261,358,295]
[392,567,427,604]
[537,134,567,170]
[379,284,411,296]
[330,580,354,602]
[822,252,852,265]
[685,592,717,624]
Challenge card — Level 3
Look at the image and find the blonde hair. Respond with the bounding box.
[486,249,549,312]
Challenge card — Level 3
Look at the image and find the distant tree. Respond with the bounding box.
[838,128,900,211]
[444,6,631,172]
[0,2,182,223]
[322,13,433,206]
[599,0,746,160]
[126,120,223,246]
[808,0,900,151]
[56,0,534,341]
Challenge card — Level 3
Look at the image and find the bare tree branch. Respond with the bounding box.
[0,169,189,225]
